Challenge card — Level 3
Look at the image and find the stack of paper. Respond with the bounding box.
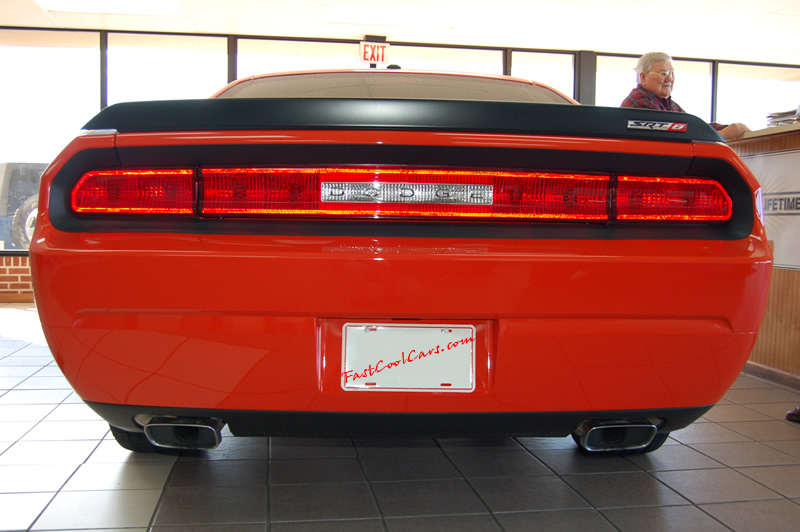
[767,106,800,127]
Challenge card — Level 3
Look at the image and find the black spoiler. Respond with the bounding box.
[83,99,723,143]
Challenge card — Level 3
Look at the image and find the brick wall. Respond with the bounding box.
[0,254,35,302]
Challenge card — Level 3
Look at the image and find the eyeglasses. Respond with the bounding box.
[648,70,675,79]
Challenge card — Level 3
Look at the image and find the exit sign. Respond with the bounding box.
[359,42,390,64]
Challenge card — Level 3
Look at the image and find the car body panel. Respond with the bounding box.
[29,71,772,443]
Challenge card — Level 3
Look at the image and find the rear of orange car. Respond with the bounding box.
[30,71,772,453]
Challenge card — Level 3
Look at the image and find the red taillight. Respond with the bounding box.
[72,169,195,214]
[70,167,732,223]
[201,168,609,220]
[616,176,731,221]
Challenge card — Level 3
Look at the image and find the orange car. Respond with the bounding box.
[30,70,772,454]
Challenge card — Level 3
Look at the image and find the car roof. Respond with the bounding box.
[212,69,576,104]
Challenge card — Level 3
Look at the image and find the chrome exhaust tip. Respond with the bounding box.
[576,421,658,452]
[143,417,224,450]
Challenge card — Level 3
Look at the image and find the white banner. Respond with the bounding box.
[742,149,800,269]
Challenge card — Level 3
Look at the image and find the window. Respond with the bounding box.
[238,40,362,77]
[595,55,713,122]
[388,45,503,75]
[717,64,800,131]
[511,51,575,100]
[0,29,99,251]
[107,33,227,105]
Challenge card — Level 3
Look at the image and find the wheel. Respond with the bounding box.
[571,431,670,454]
[109,425,160,453]
[11,195,38,249]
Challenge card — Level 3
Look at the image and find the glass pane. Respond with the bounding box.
[387,46,503,75]
[717,64,800,131]
[107,33,227,105]
[596,55,713,122]
[511,51,575,100]
[238,40,361,77]
[0,29,99,251]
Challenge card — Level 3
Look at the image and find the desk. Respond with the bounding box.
[728,124,800,387]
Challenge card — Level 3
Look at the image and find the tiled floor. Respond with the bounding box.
[2,302,800,531]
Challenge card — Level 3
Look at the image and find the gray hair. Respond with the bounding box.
[634,52,673,75]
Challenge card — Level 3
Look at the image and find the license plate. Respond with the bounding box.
[341,323,476,392]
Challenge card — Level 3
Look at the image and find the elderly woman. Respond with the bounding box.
[621,52,750,141]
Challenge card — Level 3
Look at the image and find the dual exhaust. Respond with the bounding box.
[143,417,224,450]
[138,416,657,453]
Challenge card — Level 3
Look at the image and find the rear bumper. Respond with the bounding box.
[87,401,712,438]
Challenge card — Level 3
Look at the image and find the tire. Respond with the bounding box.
[11,195,38,250]
[571,431,670,454]
[109,425,161,453]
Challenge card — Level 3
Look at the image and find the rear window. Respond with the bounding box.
[216,71,573,104]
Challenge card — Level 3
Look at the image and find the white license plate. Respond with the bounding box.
[341,323,476,392]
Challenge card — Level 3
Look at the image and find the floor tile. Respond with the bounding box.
[353,437,440,456]
[63,461,174,491]
[763,439,800,460]
[0,388,71,405]
[737,464,800,498]
[703,403,772,422]
[85,439,179,464]
[0,440,100,465]
[689,441,800,467]
[270,457,365,484]
[13,375,72,389]
[700,498,800,532]
[723,388,790,404]
[470,475,590,513]
[625,443,725,471]
[270,438,356,459]
[435,437,523,451]
[153,486,267,526]
[0,463,76,493]
[669,422,752,444]
[386,513,502,531]
[43,403,104,421]
[653,468,782,504]
[533,448,639,475]
[0,492,55,531]
[0,404,55,421]
[746,402,800,420]
[563,471,688,508]
[270,520,382,532]
[0,421,35,441]
[360,451,460,482]
[31,489,162,530]
[495,509,616,531]
[179,435,271,461]
[601,504,729,531]
[167,458,267,487]
[21,419,110,441]
[515,436,581,451]
[721,420,800,441]
[270,482,378,522]
[443,449,552,478]
[371,479,486,517]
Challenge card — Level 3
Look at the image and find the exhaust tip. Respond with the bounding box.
[143,417,224,450]
[576,421,658,452]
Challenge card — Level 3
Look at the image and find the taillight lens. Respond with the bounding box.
[616,176,731,221]
[70,167,732,223]
[72,169,194,214]
[202,168,609,220]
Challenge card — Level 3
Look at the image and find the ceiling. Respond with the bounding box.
[3,0,800,66]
